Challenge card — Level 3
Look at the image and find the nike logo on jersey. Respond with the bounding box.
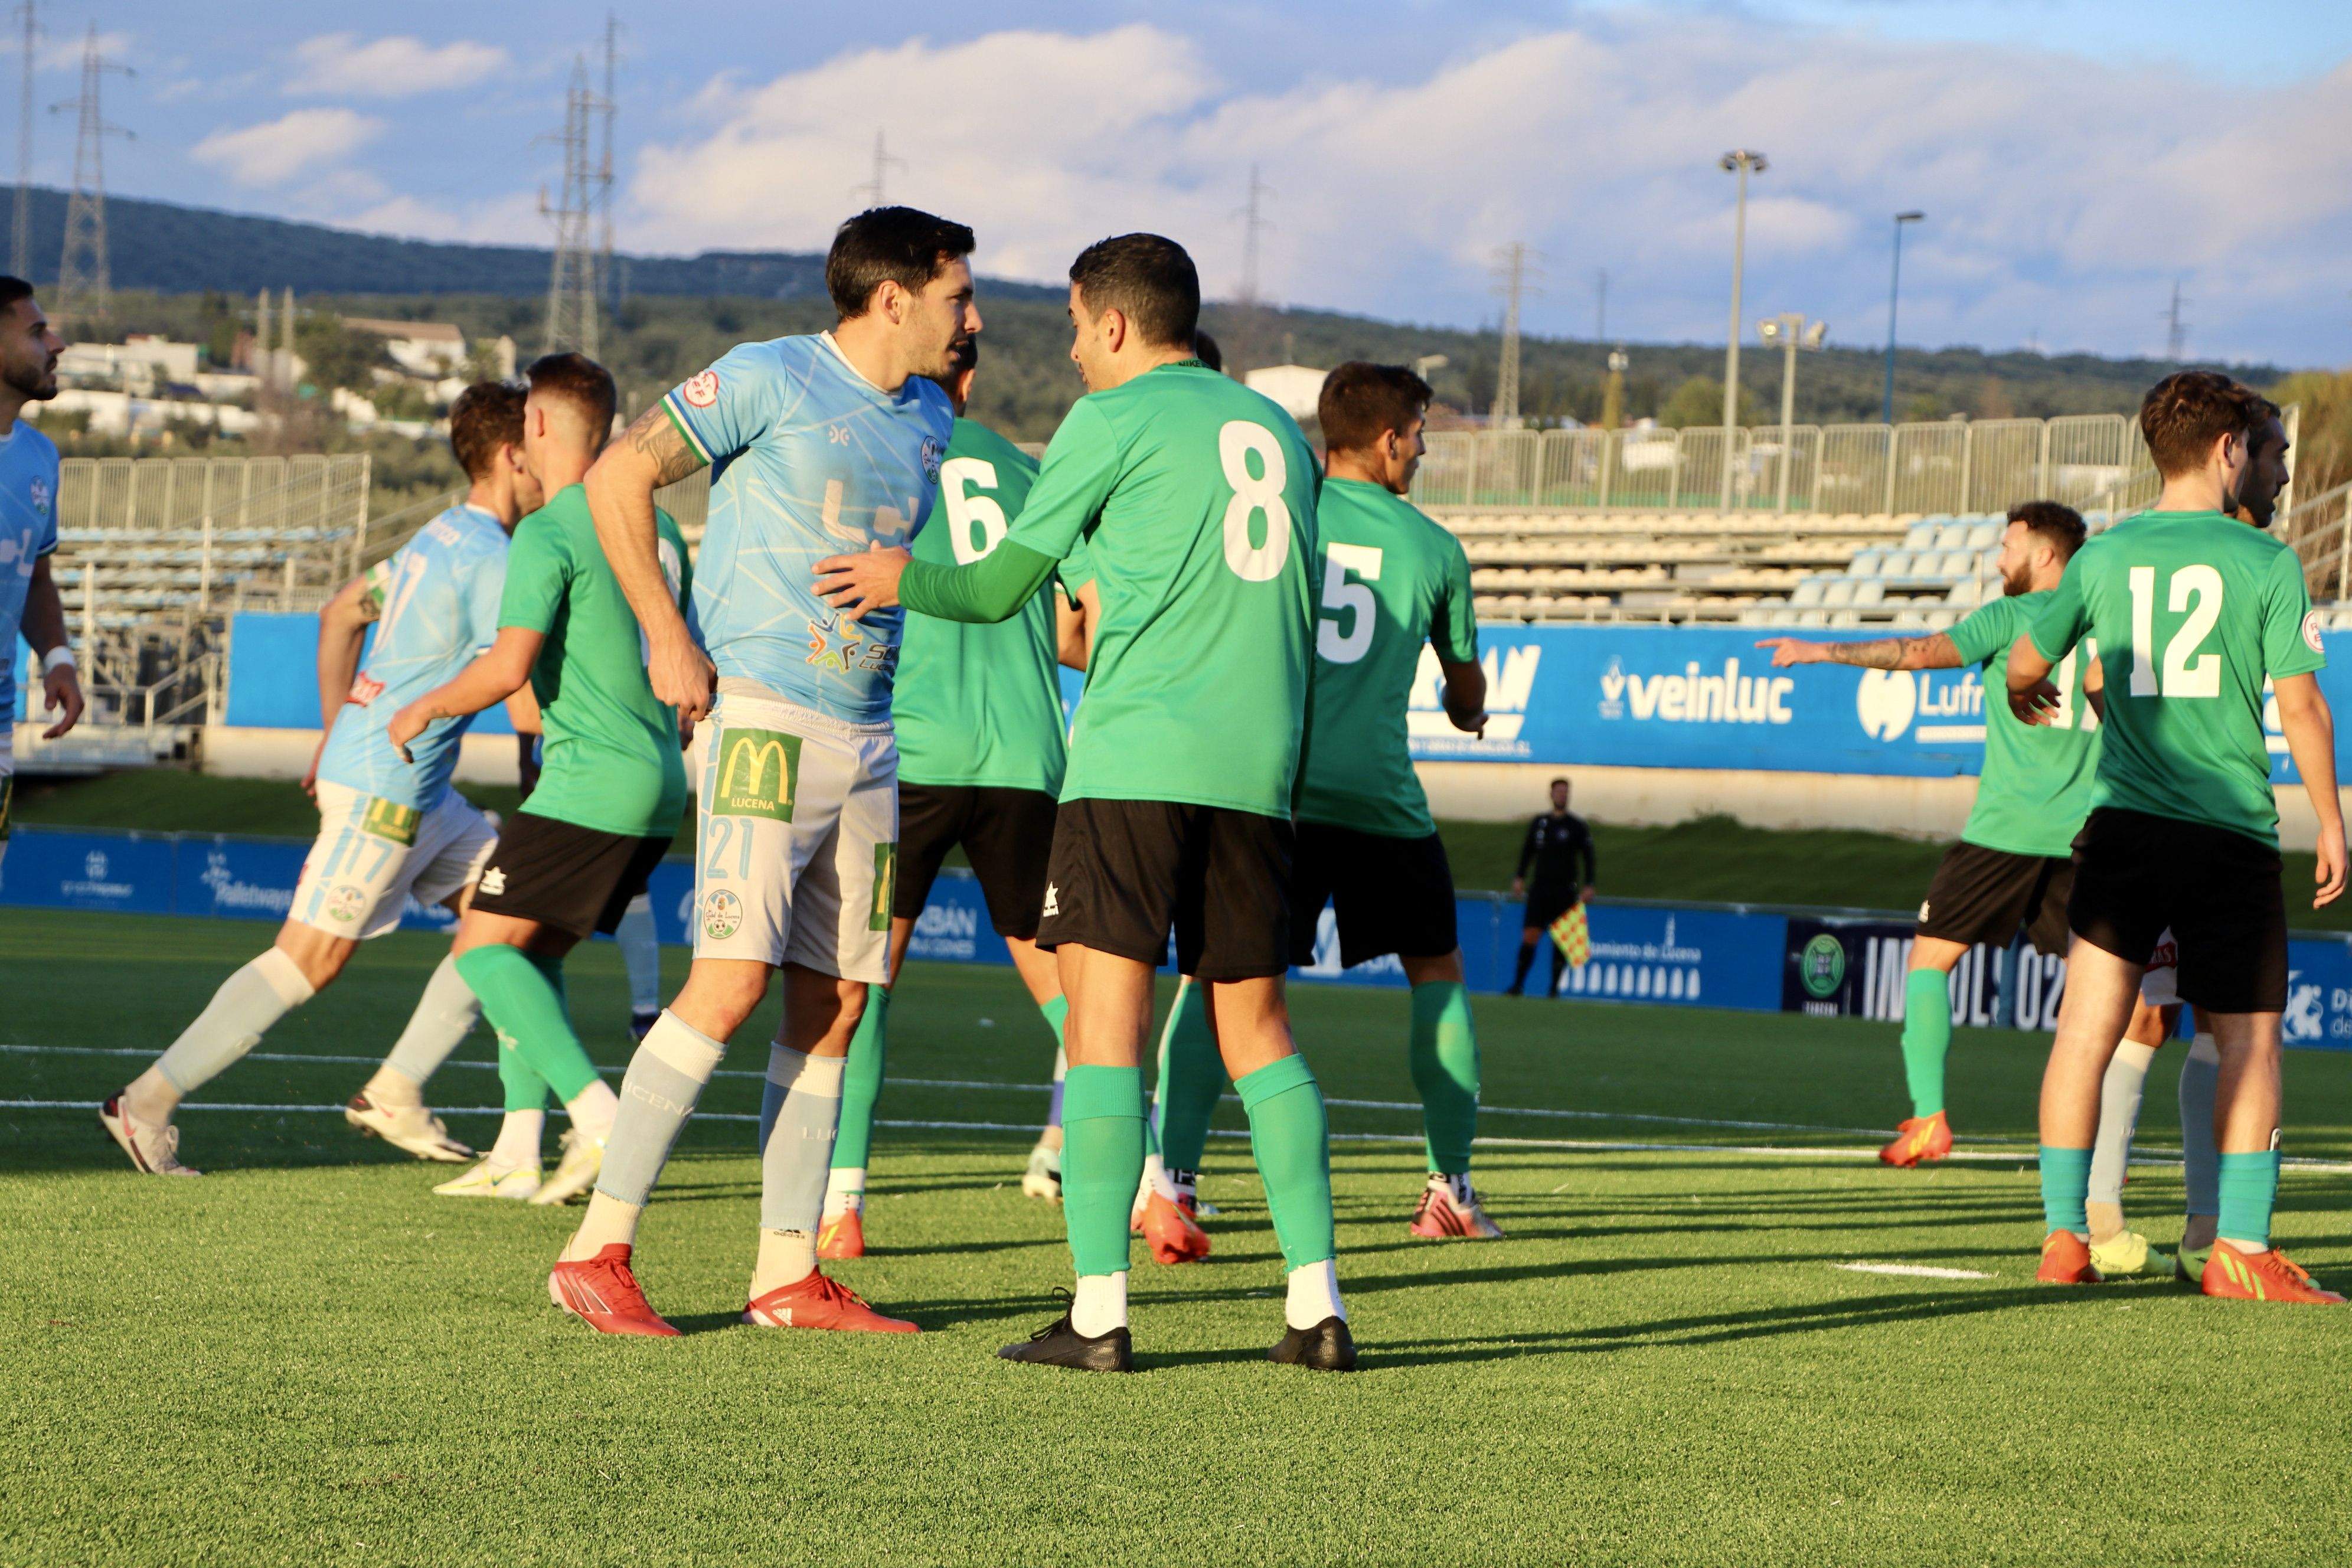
[1042,883,1060,918]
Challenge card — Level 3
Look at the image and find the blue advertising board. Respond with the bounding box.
[224,612,514,734]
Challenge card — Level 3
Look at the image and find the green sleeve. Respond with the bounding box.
[902,540,1061,625]
[1943,597,2014,667]
[1059,537,1095,604]
[498,516,569,634]
[1004,398,1122,561]
[2261,545,2325,678]
[2027,557,2090,662]
[1434,535,1478,664]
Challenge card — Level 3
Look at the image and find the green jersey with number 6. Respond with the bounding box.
[1005,359,1317,817]
[1943,589,2100,858]
[499,483,693,839]
[1292,477,1478,838]
[894,417,1066,793]
[2028,509,2323,845]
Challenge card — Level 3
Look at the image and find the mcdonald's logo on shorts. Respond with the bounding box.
[358,796,421,846]
[713,727,801,822]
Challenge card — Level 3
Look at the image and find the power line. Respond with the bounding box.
[51,21,128,328]
[1236,164,1273,308]
[2161,279,2189,362]
[540,55,602,356]
[851,129,903,208]
[598,12,619,313]
[1594,267,1607,343]
[1490,242,1541,426]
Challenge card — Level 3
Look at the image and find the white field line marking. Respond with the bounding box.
[0,1041,2008,1144]
[1835,1262,1995,1280]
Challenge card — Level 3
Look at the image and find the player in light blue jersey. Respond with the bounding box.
[551,207,974,1339]
[103,385,543,1176]
[0,277,80,872]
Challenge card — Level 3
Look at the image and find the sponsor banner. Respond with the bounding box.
[1781,916,2066,1032]
[1394,623,2352,781]
[1551,904,1787,1012]
[0,829,176,914]
[224,613,514,734]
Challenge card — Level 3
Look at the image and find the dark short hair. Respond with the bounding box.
[1069,233,1198,349]
[1551,776,1570,788]
[1193,330,1223,373]
[448,380,527,481]
[2006,500,2087,561]
[826,206,976,319]
[2139,370,2269,479]
[524,352,616,440]
[1319,361,1433,454]
[0,275,34,316]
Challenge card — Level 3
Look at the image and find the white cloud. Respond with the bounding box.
[345,191,546,246]
[619,19,2352,364]
[286,32,508,99]
[191,107,383,187]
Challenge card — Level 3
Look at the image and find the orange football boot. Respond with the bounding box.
[1138,1190,1212,1265]
[742,1270,919,1332]
[1879,1111,1952,1167]
[2200,1240,2347,1304]
[548,1243,680,1336]
[817,1208,865,1260]
[2036,1230,2101,1284]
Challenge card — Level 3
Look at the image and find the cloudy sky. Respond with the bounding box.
[30,1,2352,365]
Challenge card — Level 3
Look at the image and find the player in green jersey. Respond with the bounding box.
[1760,502,2105,1168]
[386,354,691,1206]
[818,234,1353,1372]
[2011,371,2346,1302]
[816,335,1089,1260]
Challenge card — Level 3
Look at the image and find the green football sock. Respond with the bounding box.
[1409,980,1480,1175]
[454,946,601,1105]
[1040,993,1069,1131]
[1061,1064,1144,1278]
[1238,1053,1336,1270]
[2039,1144,2092,1236]
[1899,968,1952,1119]
[832,985,890,1172]
[496,1030,550,1112]
[1155,980,1227,1172]
[2217,1149,2281,1248]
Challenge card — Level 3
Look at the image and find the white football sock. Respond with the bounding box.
[153,947,317,1100]
[616,894,662,1015]
[489,1109,545,1170]
[564,1078,619,1145]
[1144,1150,1178,1203]
[381,954,484,1087]
[1286,1259,1347,1329]
[752,1226,818,1296]
[1072,1271,1128,1337]
[824,1165,865,1219]
[2088,1039,2156,1212]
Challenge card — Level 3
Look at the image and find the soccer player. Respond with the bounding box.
[2012,370,2346,1302]
[547,207,971,1337]
[816,334,1086,1259]
[102,383,534,1175]
[385,353,688,1206]
[0,277,81,873]
[1760,501,2098,1168]
[819,233,1354,1373]
[1286,361,1497,1234]
[1503,778,1596,997]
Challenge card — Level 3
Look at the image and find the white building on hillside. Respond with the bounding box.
[1244,363,1329,423]
[341,318,470,377]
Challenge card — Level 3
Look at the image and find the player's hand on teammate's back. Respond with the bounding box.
[1755,638,1823,667]
[39,661,81,739]
[386,701,431,765]
[2009,676,2062,724]
[2315,821,2347,909]
[814,543,912,621]
[648,631,716,724]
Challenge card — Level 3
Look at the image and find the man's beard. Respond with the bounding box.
[2001,566,2034,598]
[3,360,54,400]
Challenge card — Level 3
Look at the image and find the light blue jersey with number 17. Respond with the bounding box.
[661,332,952,723]
[315,501,510,809]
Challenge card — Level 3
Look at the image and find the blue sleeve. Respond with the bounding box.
[661,341,788,469]
[35,451,55,555]
[467,541,510,653]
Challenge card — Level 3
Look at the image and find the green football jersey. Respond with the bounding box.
[2028,509,2324,845]
[1292,478,1478,838]
[1005,360,1318,818]
[498,484,692,839]
[1944,589,2100,858]
[894,417,1065,793]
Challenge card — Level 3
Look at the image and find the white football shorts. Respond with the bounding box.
[292,781,496,940]
[688,690,896,983]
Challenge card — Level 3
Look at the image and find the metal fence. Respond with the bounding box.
[1411,412,2148,515]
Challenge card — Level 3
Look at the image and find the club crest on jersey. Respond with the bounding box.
[2304,610,2325,655]
[681,370,720,409]
[30,476,50,514]
[920,436,942,482]
[325,884,367,925]
[703,889,743,941]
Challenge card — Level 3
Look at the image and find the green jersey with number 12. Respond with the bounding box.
[1293,477,1478,838]
[1004,360,1318,818]
[1943,589,2100,859]
[894,417,1067,793]
[2028,509,2324,845]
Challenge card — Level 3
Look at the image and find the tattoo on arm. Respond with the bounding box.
[1822,632,1957,670]
[622,404,707,487]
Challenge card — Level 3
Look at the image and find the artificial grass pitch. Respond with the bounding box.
[7,908,2352,1566]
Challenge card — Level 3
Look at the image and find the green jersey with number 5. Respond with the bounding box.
[1943,589,2100,858]
[894,417,1067,793]
[1004,359,1318,817]
[2028,509,2324,845]
[1292,477,1478,838]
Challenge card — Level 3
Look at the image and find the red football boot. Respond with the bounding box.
[548,1244,679,1336]
[741,1270,919,1332]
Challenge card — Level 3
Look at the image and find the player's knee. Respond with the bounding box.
[274,927,352,991]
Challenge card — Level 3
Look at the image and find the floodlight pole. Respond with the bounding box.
[1760,312,1822,514]
[1719,150,1766,510]
[1883,211,1923,426]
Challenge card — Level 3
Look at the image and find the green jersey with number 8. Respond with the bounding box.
[1004,359,1318,817]
[1293,477,1478,838]
[2028,509,2324,845]
[894,417,1067,793]
[1944,589,2100,858]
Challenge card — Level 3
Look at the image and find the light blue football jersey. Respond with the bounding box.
[316,501,510,809]
[661,332,950,723]
[0,417,59,766]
